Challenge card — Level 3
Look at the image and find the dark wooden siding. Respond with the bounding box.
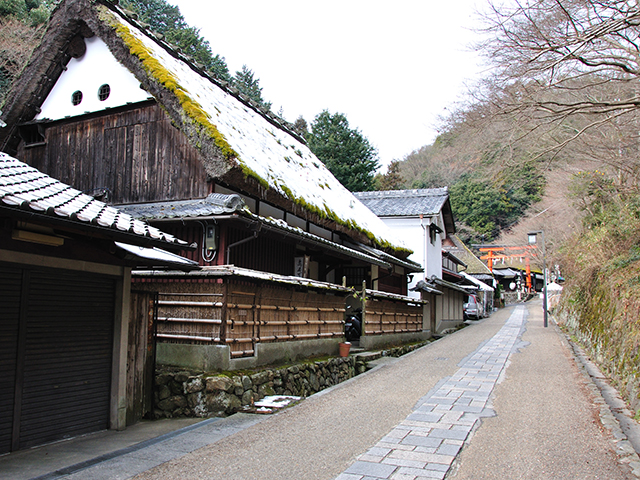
[220,226,296,275]
[16,103,209,204]
[127,291,158,426]
[155,223,296,274]
[378,273,407,296]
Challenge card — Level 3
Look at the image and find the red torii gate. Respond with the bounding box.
[479,245,538,292]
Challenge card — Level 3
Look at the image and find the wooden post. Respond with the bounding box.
[253,285,261,348]
[361,280,366,336]
[220,282,228,344]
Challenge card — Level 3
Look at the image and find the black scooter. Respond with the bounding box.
[344,309,362,342]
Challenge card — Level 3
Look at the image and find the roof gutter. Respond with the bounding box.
[226,224,260,263]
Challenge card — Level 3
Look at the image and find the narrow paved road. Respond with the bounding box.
[128,301,630,480]
[448,302,628,479]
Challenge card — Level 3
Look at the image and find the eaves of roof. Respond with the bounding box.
[354,188,449,217]
[432,277,469,294]
[119,195,397,269]
[133,265,355,293]
[242,212,394,269]
[365,289,426,304]
[443,250,467,268]
[358,244,422,272]
[0,153,192,251]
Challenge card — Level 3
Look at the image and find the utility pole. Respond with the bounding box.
[528,231,548,328]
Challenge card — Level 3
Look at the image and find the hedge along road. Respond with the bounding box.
[130,302,629,480]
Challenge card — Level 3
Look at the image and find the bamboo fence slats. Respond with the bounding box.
[150,279,424,359]
[158,333,220,342]
[159,317,222,324]
[158,300,225,307]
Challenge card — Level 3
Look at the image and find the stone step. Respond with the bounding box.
[354,351,383,361]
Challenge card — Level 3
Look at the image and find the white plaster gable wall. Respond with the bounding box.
[36,37,152,121]
[379,215,444,299]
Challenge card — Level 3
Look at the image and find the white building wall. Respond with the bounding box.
[379,214,445,298]
[36,37,152,121]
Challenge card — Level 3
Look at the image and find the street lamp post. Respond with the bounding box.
[528,230,548,328]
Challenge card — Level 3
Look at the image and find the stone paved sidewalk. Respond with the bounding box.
[336,306,527,480]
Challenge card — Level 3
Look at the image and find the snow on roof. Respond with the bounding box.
[105,8,408,252]
[461,271,494,291]
[115,241,199,268]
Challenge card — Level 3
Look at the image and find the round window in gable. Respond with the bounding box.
[71,90,83,106]
[98,84,111,101]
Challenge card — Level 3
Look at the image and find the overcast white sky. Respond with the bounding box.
[171,1,487,170]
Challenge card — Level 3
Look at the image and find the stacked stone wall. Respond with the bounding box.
[154,357,355,418]
[153,342,429,419]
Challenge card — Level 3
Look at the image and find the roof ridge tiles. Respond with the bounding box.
[354,187,449,197]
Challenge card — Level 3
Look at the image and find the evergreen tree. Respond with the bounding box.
[232,65,271,110]
[165,26,229,80]
[374,160,404,191]
[121,0,185,33]
[307,110,379,192]
[293,115,308,136]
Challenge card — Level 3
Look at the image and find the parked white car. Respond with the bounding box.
[463,294,482,320]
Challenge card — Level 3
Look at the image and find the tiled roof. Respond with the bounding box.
[117,194,245,220]
[133,265,355,293]
[118,195,406,270]
[0,153,189,248]
[354,188,449,217]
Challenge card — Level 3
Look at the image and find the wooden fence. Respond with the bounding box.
[132,277,425,359]
[363,294,424,335]
[133,280,347,358]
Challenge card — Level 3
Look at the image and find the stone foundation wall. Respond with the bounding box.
[153,357,356,419]
[153,342,429,419]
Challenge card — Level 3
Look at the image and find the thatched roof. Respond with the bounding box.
[0,0,409,255]
[442,234,492,276]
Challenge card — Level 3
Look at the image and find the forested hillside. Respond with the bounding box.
[463,0,640,418]
[374,2,640,251]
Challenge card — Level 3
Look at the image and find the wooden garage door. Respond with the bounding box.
[0,264,115,453]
